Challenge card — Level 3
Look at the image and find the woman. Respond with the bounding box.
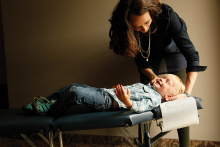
[108,0,206,146]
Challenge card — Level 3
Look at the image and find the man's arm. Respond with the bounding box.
[115,85,132,108]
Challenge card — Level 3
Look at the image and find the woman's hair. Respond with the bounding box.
[170,74,185,96]
[109,0,162,57]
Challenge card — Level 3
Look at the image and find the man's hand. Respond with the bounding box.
[112,84,120,88]
[115,85,133,108]
[164,93,187,102]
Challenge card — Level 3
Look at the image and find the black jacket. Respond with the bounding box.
[134,3,206,73]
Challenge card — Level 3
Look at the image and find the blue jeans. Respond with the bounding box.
[47,83,114,115]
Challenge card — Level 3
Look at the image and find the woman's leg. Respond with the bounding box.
[172,67,190,147]
[172,67,186,84]
[50,86,113,115]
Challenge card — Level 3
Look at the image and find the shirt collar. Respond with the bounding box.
[146,83,157,91]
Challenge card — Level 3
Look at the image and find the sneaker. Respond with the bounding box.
[22,103,35,113]
[33,99,56,115]
[22,96,49,113]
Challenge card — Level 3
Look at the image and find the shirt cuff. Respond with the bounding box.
[130,101,138,111]
[186,66,207,73]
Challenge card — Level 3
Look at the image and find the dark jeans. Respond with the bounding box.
[46,83,114,115]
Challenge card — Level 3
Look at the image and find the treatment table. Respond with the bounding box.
[0,97,203,147]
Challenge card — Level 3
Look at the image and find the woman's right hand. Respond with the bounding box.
[142,68,158,85]
[150,76,158,86]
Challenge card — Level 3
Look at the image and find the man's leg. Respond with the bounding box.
[46,83,92,101]
[50,86,113,115]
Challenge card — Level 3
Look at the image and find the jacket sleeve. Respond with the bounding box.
[166,6,207,72]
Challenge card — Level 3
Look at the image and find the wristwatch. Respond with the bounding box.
[184,92,191,97]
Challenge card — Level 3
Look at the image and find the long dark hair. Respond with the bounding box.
[109,0,162,57]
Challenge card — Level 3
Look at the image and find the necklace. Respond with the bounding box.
[138,28,151,61]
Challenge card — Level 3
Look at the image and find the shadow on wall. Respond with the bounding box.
[9,44,141,107]
[61,48,140,89]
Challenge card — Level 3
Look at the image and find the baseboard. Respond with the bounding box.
[0,133,219,147]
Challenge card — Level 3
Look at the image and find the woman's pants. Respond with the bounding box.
[46,83,114,115]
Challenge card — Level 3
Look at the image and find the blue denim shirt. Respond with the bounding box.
[103,83,162,113]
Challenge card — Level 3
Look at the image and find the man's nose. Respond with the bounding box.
[159,78,163,83]
[156,78,161,83]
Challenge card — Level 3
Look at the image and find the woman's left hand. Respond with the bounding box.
[164,93,187,102]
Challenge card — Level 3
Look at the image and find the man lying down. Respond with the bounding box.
[22,74,185,115]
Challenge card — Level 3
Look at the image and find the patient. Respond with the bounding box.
[22,74,184,115]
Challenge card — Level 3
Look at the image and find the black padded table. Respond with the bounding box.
[51,107,154,131]
[51,97,203,147]
[0,108,55,135]
[0,97,203,147]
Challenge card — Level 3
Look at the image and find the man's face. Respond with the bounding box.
[153,74,177,98]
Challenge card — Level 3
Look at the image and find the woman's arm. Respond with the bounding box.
[164,7,201,101]
[142,68,158,85]
[185,72,198,95]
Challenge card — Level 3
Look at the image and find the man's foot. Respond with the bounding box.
[22,103,35,113]
[22,96,50,113]
[32,99,56,115]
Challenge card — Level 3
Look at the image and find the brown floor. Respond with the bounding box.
[0,134,219,147]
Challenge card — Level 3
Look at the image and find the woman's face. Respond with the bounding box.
[129,11,152,33]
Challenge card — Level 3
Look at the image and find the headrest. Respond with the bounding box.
[152,97,203,120]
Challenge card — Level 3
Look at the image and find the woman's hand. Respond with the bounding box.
[115,85,133,108]
[142,68,158,85]
[150,76,158,86]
